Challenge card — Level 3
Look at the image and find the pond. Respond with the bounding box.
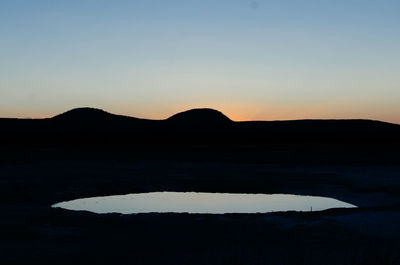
[53,192,356,214]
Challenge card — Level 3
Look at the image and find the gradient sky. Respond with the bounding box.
[1,0,399,123]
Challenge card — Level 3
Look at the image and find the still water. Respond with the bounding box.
[53,192,356,214]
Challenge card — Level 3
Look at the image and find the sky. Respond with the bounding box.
[1,0,399,123]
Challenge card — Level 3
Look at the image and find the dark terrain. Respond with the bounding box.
[1,108,400,265]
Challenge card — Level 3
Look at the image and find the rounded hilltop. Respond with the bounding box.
[52,107,113,121]
[167,108,233,126]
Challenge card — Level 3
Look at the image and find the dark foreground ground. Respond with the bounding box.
[1,143,400,265]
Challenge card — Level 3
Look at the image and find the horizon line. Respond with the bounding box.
[1,106,399,125]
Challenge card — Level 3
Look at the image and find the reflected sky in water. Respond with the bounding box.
[53,192,356,214]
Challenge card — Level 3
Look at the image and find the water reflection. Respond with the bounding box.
[53,192,356,214]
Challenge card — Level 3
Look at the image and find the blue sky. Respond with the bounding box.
[1,0,399,122]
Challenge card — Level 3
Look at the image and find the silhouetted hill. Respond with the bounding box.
[0,107,399,145]
[167,108,233,127]
[52,107,151,125]
[50,107,153,130]
[53,107,116,121]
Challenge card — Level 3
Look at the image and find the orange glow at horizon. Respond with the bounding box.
[2,104,400,125]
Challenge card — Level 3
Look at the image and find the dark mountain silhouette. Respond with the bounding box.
[0,107,399,145]
[167,108,233,127]
[53,107,117,121]
[51,107,155,131]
